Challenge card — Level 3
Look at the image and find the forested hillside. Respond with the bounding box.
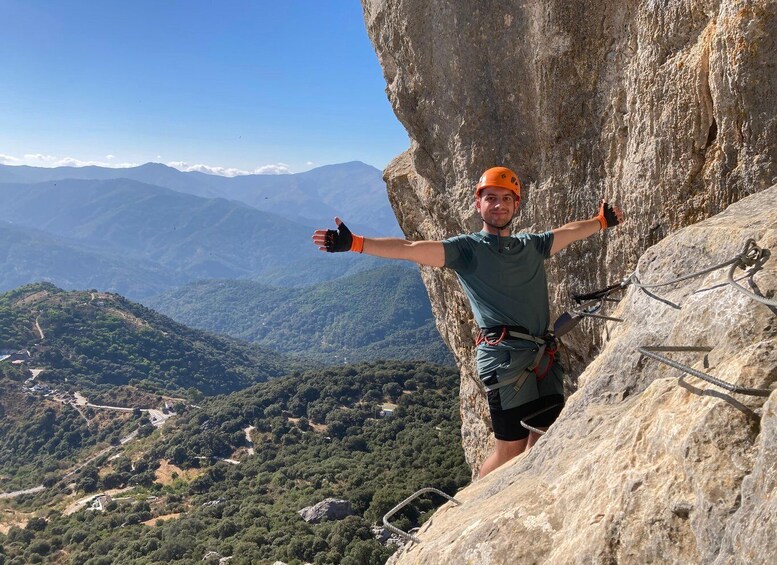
[148,264,455,366]
[0,361,469,565]
[0,372,140,492]
[0,283,297,398]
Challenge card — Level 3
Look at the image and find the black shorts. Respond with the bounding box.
[488,393,564,441]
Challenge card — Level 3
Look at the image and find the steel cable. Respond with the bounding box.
[638,346,773,397]
[575,240,775,310]
[520,402,565,436]
[726,258,777,307]
[626,256,741,290]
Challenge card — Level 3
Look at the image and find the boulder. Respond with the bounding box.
[298,498,355,523]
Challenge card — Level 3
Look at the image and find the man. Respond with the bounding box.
[312,166,623,477]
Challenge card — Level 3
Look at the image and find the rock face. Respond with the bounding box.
[298,498,355,524]
[362,0,777,474]
[386,185,777,563]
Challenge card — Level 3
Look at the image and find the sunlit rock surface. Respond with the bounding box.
[362,0,777,476]
[387,185,777,564]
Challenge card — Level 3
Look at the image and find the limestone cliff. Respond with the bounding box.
[388,185,777,563]
[360,0,777,562]
[362,0,777,474]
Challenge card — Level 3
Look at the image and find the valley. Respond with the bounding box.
[0,358,468,564]
[0,280,464,564]
[0,161,462,564]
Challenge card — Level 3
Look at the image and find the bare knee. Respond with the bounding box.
[478,438,529,478]
[496,438,528,458]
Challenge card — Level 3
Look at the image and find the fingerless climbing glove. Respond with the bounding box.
[324,222,364,253]
[596,201,619,230]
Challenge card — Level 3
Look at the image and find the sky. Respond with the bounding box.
[0,0,409,175]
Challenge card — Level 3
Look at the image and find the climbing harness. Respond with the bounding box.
[382,487,461,544]
[475,325,509,346]
[475,326,558,392]
[638,346,773,397]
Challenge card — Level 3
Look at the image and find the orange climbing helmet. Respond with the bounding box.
[475,166,521,200]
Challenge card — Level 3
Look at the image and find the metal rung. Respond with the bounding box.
[383,487,461,543]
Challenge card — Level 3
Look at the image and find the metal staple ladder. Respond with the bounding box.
[382,487,461,543]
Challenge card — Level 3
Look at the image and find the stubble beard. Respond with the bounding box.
[481,211,515,231]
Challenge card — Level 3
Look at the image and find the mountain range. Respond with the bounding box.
[0,176,388,297]
[0,161,452,369]
[0,219,184,298]
[0,160,401,237]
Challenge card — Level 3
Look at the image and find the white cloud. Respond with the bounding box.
[252,163,292,175]
[57,157,94,167]
[0,152,293,177]
[55,156,138,168]
[1,152,138,169]
[167,161,293,177]
[167,161,250,177]
[0,154,21,164]
[306,161,315,166]
[23,153,58,164]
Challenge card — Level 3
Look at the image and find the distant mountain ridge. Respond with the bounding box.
[0,160,401,237]
[0,219,184,297]
[0,178,388,297]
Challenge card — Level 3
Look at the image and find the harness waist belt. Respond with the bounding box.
[478,326,558,393]
[483,371,533,392]
[480,325,546,345]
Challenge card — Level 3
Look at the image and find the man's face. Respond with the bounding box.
[476,186,519,229]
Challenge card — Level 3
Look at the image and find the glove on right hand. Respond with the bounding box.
[324,221,354,252]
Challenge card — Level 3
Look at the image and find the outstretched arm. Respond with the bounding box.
[312,217,445,268]
[550,200,623,256]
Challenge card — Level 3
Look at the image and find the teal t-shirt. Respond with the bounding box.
[442,230,554,335]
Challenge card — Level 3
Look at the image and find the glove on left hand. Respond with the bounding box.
[596,200,620,230]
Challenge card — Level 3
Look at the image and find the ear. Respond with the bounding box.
[475,196,482,213]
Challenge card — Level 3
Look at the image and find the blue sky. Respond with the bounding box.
[0,0,408,175]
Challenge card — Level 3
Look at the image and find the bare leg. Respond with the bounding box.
[478,437,529,478]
